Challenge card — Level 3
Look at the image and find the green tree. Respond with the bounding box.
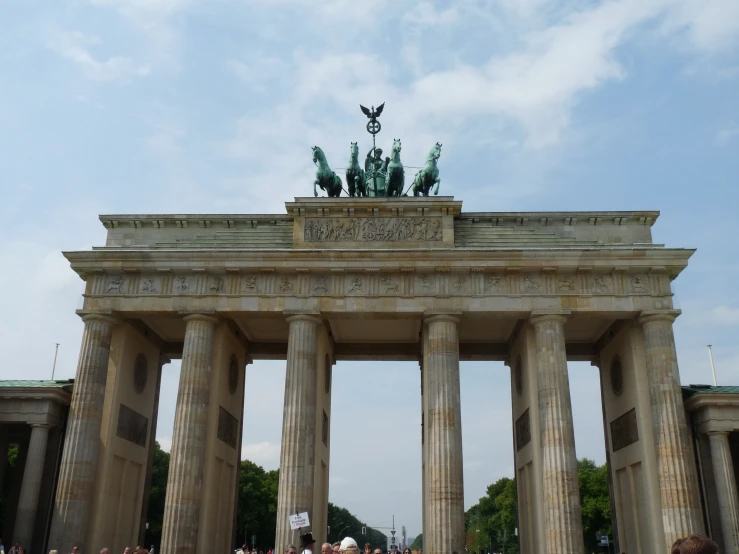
[144,441,170,549]
[327,503,387,549]
[466,476,518,554]
[578,458,612,552]
[0,445,19,538]
[237,459,280,550]
[409,533,422,551]
[466,459,613,554]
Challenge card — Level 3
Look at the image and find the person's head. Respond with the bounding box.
[364,544,371,554]
[332,543,340,554]
[321,544,332,554]
[73,547,79,553]
[286,545,297,554]
[403,549,411,554]
[100,549,109,554]
[339,538,359,554]
[49,551,58,554]
[124,548,131,554]
[671,535,719,554]
[374,549,382,554]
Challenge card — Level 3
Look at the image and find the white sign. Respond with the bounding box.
[290,512,311,530]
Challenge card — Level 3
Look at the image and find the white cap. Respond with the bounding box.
[339,538,359,552]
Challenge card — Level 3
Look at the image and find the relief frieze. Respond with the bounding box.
[304,217,442,242]
[95,270,657,299]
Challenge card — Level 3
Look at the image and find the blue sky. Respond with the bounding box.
[1,0,739,540]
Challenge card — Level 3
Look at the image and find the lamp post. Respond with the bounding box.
[337,525,349,541]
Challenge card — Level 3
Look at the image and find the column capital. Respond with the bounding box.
[284,313,322,326]
[30,423,52,430]
[78,312,120,326]
[424,313,460,325]
[705,429,731,438]
[638,309,681,326]
[530,311,570,326]
[182,313,220,325]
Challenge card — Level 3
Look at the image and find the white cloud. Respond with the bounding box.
[718,127,739,143]
[403,2,460,27]
[242,441,281,468]
[226,0,739,157]
[48,32,150,82]
[662,0,739,52]
[711,306,739,326]
[158,436,173,451]
[88,0,193,20]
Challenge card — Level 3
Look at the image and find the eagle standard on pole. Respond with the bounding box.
[360,102,384,196]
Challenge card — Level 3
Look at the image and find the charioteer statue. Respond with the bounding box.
[312,102,442,198]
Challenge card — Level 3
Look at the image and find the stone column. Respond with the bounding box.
[639,312,703,546]
[275,315,320,552]
[424,315,465,554]
[530,313,584,554]
[15,424,51,550]
[49,313,117,553]
[707,431,739,554]
[160,314,217,554]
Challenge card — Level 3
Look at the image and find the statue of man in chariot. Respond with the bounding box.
[313,102,442,198]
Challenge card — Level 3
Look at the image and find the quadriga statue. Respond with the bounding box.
[345,142,366,197]
[412,142,442,196]
[386,138,404,197]
[312,146,343,197]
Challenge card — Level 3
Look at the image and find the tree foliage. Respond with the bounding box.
[327,503,387,548]
[237,459,280,550]
[409,533,422,551]
[466,477,518,554]
[141,450,384,553]
[0,444,19,536]
[577,458,612,552]
[465,459,612,553]
[144,441,170,548]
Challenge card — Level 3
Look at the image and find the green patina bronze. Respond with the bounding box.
[386,138,404,197]
[311,104,443,198]
[312,146,343,198]
[412,142,442,196]
[364,145,387,197]
[346,142,366,197]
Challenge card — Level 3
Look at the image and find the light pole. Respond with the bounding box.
[51,342,60,379]
[338,525,349,541]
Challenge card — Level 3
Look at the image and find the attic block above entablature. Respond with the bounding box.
[96,197,662,250]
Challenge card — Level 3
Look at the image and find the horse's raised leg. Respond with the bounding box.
[434,178,440,196]
[314,179,319,197]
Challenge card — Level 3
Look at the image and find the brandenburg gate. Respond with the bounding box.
[50,196,705,554]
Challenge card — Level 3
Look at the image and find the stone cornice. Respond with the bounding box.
[685,394,739,411]
[285,196,463,217]
[64,247,694,273]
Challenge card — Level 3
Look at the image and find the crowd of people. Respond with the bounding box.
[0,544,155,554]
[0,531,722,553]
[259,532,724,554]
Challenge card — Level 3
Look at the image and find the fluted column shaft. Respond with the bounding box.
[531,314,584,554]
[639,312,703,546]
[275,315,320,552]
[161,314,218,554]
[424,315,465,554]
[708,432,739,554]
[15,424,51,550]
[49,313,117,553]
